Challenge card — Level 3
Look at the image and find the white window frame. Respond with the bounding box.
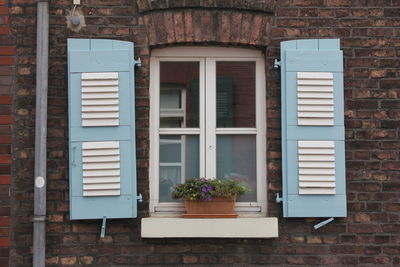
[149,47,267,215]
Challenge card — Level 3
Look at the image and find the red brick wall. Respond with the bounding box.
[0,0,13,266]
[9,0,400,266]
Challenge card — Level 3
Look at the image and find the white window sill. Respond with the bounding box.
[141,217,278,238]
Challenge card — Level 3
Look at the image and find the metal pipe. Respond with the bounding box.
[33,1,49,266]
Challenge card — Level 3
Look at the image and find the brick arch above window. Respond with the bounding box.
[142,9,273,47]
[136,0,276,14]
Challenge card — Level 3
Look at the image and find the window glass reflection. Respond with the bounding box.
[216,62,256,128]
[160,62,199,128]
[217,135,257,202]
[159,135,199,202]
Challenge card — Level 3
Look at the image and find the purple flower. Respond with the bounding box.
[201,192,205,197]
[207,185,212,191]
[202,187,207,192]
[206,197,212,201]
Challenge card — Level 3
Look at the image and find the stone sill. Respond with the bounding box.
[141,217,278,238]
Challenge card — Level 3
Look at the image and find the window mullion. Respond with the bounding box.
[199,58,206,177]
[205,58,216,178]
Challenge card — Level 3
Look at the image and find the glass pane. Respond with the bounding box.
[216,62,255,128]
[217,135,257,202]
[159,135,199,202]
[160,62,199,128]
[160,136,181,163]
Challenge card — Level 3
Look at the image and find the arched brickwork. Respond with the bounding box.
[142,9,273,47]
[136,0,276,14]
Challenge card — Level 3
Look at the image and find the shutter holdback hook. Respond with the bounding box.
[275,193,283,203]
[134,57,141,67]
[273,59,281,69]
[314,217,334,230]
[100,216,107,239]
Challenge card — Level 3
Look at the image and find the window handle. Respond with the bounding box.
[72,146,77,166]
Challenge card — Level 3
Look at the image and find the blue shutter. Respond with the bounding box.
[281,39,346,217]
[68,39,137,220]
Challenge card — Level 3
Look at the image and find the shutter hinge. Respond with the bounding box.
[314,217,334,230]
[136,193,143,202]
[134,57,142,67]
[100,216,107,239]
[275,193,283,203]
[273,59,281,69]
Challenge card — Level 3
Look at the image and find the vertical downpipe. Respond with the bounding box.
[33,1,49,267]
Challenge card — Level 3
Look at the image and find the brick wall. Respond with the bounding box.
[9,0,400,266]
[0,0,13,266]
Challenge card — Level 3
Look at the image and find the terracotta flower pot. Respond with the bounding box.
[183,197,238,218]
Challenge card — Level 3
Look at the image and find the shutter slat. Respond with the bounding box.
[82,99,119,106]
[298,148,334,154]
[297,72,333,79]
[83,177,120,184]
[297,80,333,86]
[82,112,119,119]
[82,80,119,87]
[298,105,334,112]
[299,168,335,175]
[297,99,334,105]
[83,183,120,190]
[299,175,336,181]
[82,92,119,99]
[83,149,119,156]
[82,119,119,127]
[299,188,336,195]
[82,106,119,112]
[299,155,335,161]
[82,86,119,93]
[82,72,118,80]
[299,181,336,187]
[299,140,334,148]
[83,169,120,177]
[82,141,119,149]
[83,162,120,170]
[83,190,121,196]
[297,86,333,92]
[298,93,334,99]
[298,112,334,118]
[299,162,335,168]
[83,155,120,163]
[298,119,334,126]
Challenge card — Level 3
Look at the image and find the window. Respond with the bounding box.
[149,47,266,215]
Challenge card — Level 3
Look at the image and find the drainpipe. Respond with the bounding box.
[33,1,49,267]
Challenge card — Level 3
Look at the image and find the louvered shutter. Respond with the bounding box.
[68,39,137,220]
[281,39,346,217]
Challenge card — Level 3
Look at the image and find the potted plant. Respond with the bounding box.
[171,178,250,218]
